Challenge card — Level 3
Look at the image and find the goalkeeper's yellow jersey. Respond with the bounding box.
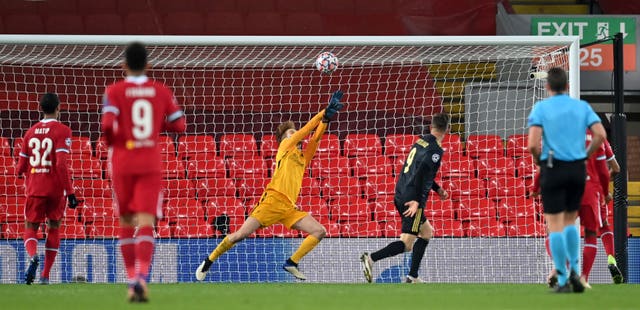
[265,110,327,205]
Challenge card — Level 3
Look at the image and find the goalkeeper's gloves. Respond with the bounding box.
[67,194,78,209]
[324,90,344,121]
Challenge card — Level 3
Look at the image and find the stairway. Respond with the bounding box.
[428,62,497,137]
[510,0,590,15]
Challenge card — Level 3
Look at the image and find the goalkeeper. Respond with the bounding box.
[196,91,344,281]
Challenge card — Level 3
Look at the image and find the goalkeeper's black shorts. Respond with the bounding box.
[540,159,586,214]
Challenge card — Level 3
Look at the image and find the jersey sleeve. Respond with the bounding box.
[604,140,615,160]
[279,110,325,152]
[55,126,74,195]
[417,149,439,206]
[527,104,542,128]
[101,87,119,144]
[54,126,72,154]
[584,103,601,128]
[163,87,186,133]
[16,132,30,175]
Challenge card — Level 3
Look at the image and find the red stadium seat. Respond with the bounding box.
[341,221,381,237]
[441,134,463,155]
[465,218,506,237]
[123,13,160,35]
[186,154,226,179]
[245,12,284,35]
[440,155,474,178]
[257,224,298,238]
[219,134,257,158]
[497,197,537,223]
[476,157,515,179]
[431,219,464,237]
[515,156,537,178]
[457,198,497,220]
[379,218,401,237]
[370,196,396,222]
[2,222,28,239]
[156,220,172,238]
[353,156,393,178]
[95,137,108,159]
[0,156,16,176]
[12,137,24,159]
[0,196,26,223]
[0,137,11,156]
[204,197,245,236]
[344,134,382,157]
[487,177,526,199]
[228,156,268,179]
[73,179,111,199]
[236,177,269,201]
[363,175,395,201]
[445,178,486,199]
[174,219,213,238]
[178,135,216,160]
[298,196,330,222]
[161,157,186,179]
[158,136,176,155]
[0,175,24,199]
[87,218,119,238]
[70,158,102,179]
[329,196,370,222]
[71,136,93,158]
[507,134,529,158]
[61,219,85,239]
[321,176,361,201]
[303,134,341,158]
[425,198,455,219]
[81,198,115,223]
[165,198,205,222]
[195,178,236,199]
[310,156,350,179]
[205,12,245,35]
[384,134,418,158]
[299,178,321,197]
[161,179,195,199]
[506,217,546,237]
[163,12,205,35]
[465,135,504,159]
[260,135,278,158]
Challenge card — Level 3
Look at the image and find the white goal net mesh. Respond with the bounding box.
[0,37,607,284]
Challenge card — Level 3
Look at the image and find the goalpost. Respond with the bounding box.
[1,35,603,284]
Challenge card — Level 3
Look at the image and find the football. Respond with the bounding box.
[315,51,339,74]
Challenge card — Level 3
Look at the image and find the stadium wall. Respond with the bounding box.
[1,237,637,284]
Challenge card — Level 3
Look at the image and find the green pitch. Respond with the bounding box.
[1,283,637,310]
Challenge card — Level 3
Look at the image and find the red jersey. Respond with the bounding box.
[585,130,610,196]
[101,76,185,175]
[16,119,73,197]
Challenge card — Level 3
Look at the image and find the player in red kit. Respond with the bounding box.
[16,93,78,285]
[101,42,186,302]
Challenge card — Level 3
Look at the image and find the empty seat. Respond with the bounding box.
[2,222,27,239]
[440,155,474,178]
[298,196,329,222]
[163,12,205,35]
[0,196,26,223]
[441,134,463,155]
[384,134,418,158]
[507,134,529,158]
[12,137,24,158]
[445,178,486,199]
[299,178,321,197]
[156,220,172,238]
[195,178,236,199]
[430,219,464,237]
[219,134,257,158]
[86,218,119,238]
[227,156,268,179]
[465,218,506,237]
[497,197,537,223]
[174,219,213,238]
[81,198,115,223]
[161,179,195,199]
[476,157,515,179]
[95,137,109,159]
[329,196,370,222]
[506,217,545,237]
[341,221,381,237]
[0,156,15,175]
[487,177,526,198]
[204,197,245,236]
[370,196,396,222]
[61,219,85,239]
[73,179,111,199]
[70,158,102,179]
[257,224,298,238]
[186,154,226,179]
[457,198,497,220]
[236,177,270,201]
[158,136,176,155]
[161,158,186,179]
[165,198,205,222]
[353,156,393,178]
[304,133,340,158]
[515,156,537,178]
[178,135,216,159]
[363,175,395,201]
[344,134,382,157]
[425,198,455,219]
[379,218,402,237]
[85,14,124,35]
[70,136,93,158]
[260,135,278,158]
[321,176,361,201]
[0,175,24,197]
[205,12,245,35]
[465,135,504,158]
[310,156,349,179]
[0,137,10,156]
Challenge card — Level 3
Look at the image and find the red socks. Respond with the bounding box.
[600,226,615,257]
[135,226,155,279]
[119,226,137,281]
[582,235,597,281]
[23,227,38,258]
[41,227,60,279]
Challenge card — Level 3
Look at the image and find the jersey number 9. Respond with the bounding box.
[132,99,153,140]
[403,147,417,174]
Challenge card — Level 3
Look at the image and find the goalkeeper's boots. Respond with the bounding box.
[608,255,623,284]
[25,256,39,285]
[405,275,424,284]
[360,253,373,283]
[568,270,585,293]
[195,258,213,281]
[282,259,307,280]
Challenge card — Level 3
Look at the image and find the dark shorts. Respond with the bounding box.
[540,160,586,214]
[395,199,426,235]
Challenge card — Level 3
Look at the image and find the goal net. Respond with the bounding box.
[0,35,606,284]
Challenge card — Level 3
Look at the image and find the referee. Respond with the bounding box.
[360,113,450,283]
[527,67,606,293]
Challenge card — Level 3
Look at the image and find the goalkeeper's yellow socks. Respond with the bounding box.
[289,235,321,264]
[208,236,235,261]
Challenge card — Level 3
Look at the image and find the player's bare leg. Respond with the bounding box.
[284,215,326,280]
[196,217,261,281]
[24,221,40,285]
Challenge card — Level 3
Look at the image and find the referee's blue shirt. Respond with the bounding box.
[527,94,601,161]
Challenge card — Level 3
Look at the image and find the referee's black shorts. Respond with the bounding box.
[540,159,586,214]
[395,198,427,235]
